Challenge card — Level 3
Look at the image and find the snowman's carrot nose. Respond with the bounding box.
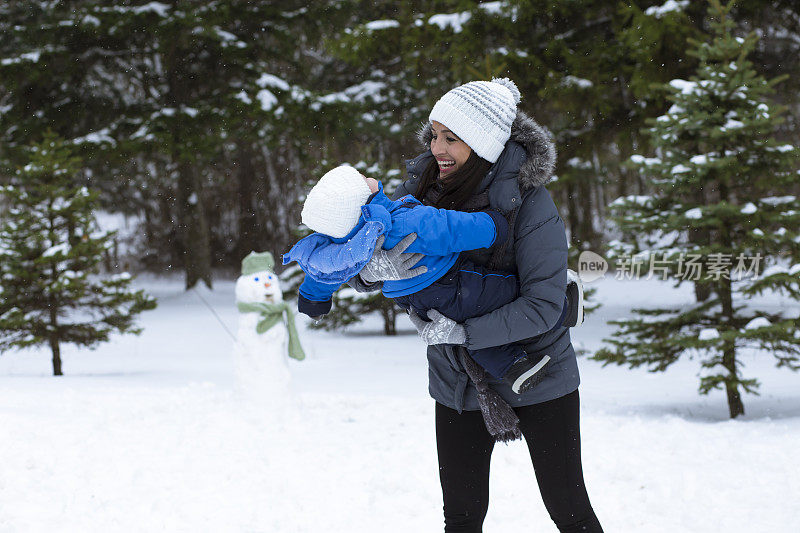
[264,282,271,288]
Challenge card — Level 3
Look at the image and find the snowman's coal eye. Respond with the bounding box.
[254,277,259,282]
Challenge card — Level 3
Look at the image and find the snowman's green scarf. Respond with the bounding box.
[236,301,305,360]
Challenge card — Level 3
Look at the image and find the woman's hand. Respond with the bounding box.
[409,309,466,346]
[360,233,428,283]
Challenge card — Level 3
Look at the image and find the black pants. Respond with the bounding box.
[435,389,603,532]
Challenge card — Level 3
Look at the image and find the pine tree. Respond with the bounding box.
[0,134,156,375]
[0,1,346,282]
[594,0,800,418]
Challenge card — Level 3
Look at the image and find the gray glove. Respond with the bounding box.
[408,309,467,346]
[360,233,428,284]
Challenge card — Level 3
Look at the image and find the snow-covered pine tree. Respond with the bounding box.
[0,1,342,284]
[312,288,402,336]
[594,0,800,418]
[0,134,156,375]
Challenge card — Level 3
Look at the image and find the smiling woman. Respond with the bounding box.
[350,77,604,532]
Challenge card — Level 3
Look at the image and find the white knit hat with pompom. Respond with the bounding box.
[429,77,521,163]
[301,165,371,239]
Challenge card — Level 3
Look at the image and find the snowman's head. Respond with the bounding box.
[236,269,283,304]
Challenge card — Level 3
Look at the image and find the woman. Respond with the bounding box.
[354,78,603,533]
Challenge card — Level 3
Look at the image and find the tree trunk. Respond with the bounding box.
[261,144,295,257]
[565,181,579,247]
[694,282,712,302]
[725,379,745,418]
[718,277,744,417]
[176,160,213,290]
[47,270,62,376]
[381,303,397,336]
[578,175,595,250]
[690,187,712,302]
[722,342,745,418]
[592,148,607,236]
[165,39,212,290]
[235,144,259,261]
[49,337,62,376]
[716,177,744,418]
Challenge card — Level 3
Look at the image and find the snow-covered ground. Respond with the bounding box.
[1,276,799,532]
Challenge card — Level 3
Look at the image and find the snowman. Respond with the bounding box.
[234,251,305,401]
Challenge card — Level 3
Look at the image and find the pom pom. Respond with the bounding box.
[491,77,521,105]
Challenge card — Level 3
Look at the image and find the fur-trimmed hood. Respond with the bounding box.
[416,109,557,191]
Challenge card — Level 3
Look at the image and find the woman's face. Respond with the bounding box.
[430,121,472,177]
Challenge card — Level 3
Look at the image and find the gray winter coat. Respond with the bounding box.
[356,111,580,412]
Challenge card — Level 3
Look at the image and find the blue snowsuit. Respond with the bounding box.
[283,183,564,378]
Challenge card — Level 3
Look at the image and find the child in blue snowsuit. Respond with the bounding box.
[283,165,572,393]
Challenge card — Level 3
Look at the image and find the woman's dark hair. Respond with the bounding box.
[414,150,492,210]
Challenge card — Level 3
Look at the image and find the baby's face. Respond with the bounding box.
[364,176,379,194]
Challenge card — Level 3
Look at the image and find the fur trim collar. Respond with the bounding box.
[417,110,556,190]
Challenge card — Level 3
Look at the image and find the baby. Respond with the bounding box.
[283,165,582,393]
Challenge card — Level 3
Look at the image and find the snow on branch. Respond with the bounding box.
[645,1,689,19]
[428,13,472,33]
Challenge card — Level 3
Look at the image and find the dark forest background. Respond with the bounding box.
[2,0,798,288]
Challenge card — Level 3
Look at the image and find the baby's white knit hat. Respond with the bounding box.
[301,165,372,239]
[429,77,521,163]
